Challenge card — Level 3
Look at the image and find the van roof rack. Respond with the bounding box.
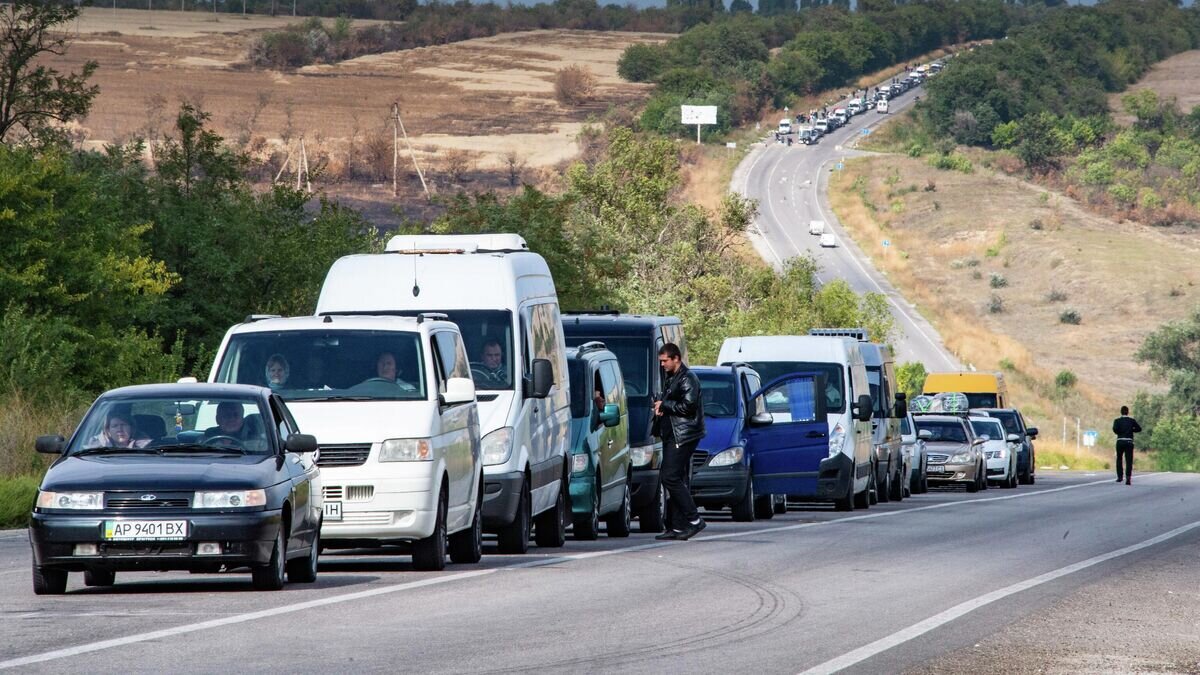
[384,234,529,254]
[563,308,621,316]
[809,328,869,341]
[244,314,282,323]
[416,312,448,324]
[576,340,608,353]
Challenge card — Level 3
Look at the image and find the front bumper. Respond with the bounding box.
[926,462,974,484]
[630,466,662,510]
[320,464,442,545]
[482,470,524,530]
[569,467,596,515]
[29,509,282,572]
[986,457,1010,478]
[690,463,750,507]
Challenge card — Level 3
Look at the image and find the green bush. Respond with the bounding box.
[1055,370,1077,389]
[987,294,1004,314]
[928,152,973,174]
[1148,414,1200,472]
[895,361,927,400]
[989,273,1008,289]
[1060,308,1082,325]
[0,476,38,529]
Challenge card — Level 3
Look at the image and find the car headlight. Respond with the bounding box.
[380,438,432,462]
[709,447,744,467]
[630,444,655,467]
[194,490,266,509]
[572,453,589,474]
[481,427,513,466]
[37,491,103,510]
[828,424,846,457]
[950,452,971,464]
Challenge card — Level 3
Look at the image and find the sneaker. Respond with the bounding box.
[1116,478,1123,482]
[655,530,682,541]
[678,519,707,541]
[1126,479,1131,485]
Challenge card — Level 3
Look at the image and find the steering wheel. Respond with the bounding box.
[705,403,734,417]
[204,435,246,450]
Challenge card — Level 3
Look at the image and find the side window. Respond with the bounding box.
[600,361,620,405]
[745,372,765,416]
[519,306,533,377]
[759,376,821,424]
[269,397,294,444]
[433,331,471,382]
[591,369,604,430]
[530,304,565,386]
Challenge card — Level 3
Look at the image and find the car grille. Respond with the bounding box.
[102,543,191,556]
[106,495,190,509]
[324,485,374,502]
[927,453,949,464]
[691,453,710,471]
[324,485,343,501]
[317,444,371,467]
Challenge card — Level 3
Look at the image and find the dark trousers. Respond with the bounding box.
[661,437,700,531]
[1116,440,1134,481]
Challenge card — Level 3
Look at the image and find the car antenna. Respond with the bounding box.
[323,314,332,323]
[411,243,421,297]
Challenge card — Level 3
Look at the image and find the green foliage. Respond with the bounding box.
[618,43,668,83]
[987,293,1004,314]
[985,231,1006,257]
[1147,414,1200,472]
[1059,308,1081,325]
[989,273,1007,289]
[1054,369,1077,389]
[0,476,38,529]
[999,357,1016,372]
[895,361,927,399]
[929,152,974,174]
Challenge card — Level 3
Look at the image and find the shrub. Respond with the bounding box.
[1055,370,1077,389]
[988,294,1004,313]
[555,65,597,107]
[1046,288,1068,303]
[0,476,39,529]
[929,152,974,174]
[617,43,665,83]
[1060,308,1082,324]
[985,232,1007,257]
[1148,414,1200,472]
[990,273,1008,288]
[999,357,1016,371]
[971,269,983,280]
[1029,218,1044,230]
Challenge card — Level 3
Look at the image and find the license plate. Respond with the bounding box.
[927,465,946,474]
[323,501,342,522]
[104,520,188,541]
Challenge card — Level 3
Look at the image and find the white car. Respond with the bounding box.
[901,412,928,494]
[820,232,837,248]
[970,416,1017,488]
[809,220,825,235]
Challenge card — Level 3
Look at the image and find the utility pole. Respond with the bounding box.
[392,102,429,200]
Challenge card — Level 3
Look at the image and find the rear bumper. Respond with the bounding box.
[29,509,282,571]
[691,464,750,507]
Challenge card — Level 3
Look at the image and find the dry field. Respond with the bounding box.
[829,153,1199,436]
[1111,49,1200,124]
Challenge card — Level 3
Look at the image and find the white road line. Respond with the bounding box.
[798,514,1200,675]
[0,474,1158,670]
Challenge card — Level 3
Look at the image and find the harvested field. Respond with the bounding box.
[65,7,344,38]
[1111,49,1200,124]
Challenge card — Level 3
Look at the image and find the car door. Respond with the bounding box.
[598,359,627,504]
[745,374,829,498]
[432,329,476,529]
[271,396,314,549]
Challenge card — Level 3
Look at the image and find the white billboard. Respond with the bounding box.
[681,105,718,125]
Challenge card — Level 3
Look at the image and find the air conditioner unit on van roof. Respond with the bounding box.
[385,233,529,254]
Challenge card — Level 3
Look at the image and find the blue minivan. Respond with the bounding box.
[691,364,833,518]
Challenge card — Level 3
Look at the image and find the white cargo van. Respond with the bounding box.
[808,220,825,235]
[718,336,874,510]
[778,118,792,135]
[315,234,572,553]
[209,314,483,571]
[877,99,889,114]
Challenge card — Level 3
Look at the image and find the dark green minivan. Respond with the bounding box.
[565,343,632,539]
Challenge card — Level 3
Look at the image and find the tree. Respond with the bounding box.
[1014,112,1066,173]
[729,0,753,13]
[895,361,927,399]
[0,2,99,145]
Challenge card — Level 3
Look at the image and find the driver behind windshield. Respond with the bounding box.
[473,339,510,388]
[205,402,261,444]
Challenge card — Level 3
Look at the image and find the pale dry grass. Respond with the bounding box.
[0,394,86,478]
[1111,49,1200,126]
[59,7,359,38]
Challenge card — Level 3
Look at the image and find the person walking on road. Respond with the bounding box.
[653,343,706,541]
[1112,406,1142,485]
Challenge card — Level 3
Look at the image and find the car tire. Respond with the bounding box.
[638,482,667,534]
[32,564,67,595]
[980,463,988,491]
[573,478,601,541]
[252,527,287,591]
[534,472,568,548]
[449,483,484,564]
[773,494,788,515]
[731,480,755,522]
[287,522,320,583]
[877,462,891,503]
[496,476,531,554]
[604,477,632,538]
[753,493,775,520]
[867,465,879,505]
[83,568,115,588]
[412,489,448,572]
[890,464,904,502]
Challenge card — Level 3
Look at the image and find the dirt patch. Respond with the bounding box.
[62,7,386,38]
[1111,50,1200,124]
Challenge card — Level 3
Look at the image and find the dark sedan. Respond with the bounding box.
[29,383,322,594]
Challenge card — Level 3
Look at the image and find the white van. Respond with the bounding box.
[209,314,483,571]
[847,99,864,115]
[315,234,572,554]
[877,99,889,114]
[778,118,792,135]
[808,220,825,235]
[718,336,874,510]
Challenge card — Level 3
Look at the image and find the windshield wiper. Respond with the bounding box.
[287,395,376,402]
[74,446,159,456]
[157,443,247,455]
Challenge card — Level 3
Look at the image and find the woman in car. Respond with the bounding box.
[265,354,290,390]
[87,409,148,449]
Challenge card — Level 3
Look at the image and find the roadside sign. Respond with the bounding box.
[726,142,737,149]
[1083,430,1098,447]
[681,105,717,125]
[835,162,844,170]
[861,127,871,135]
[883,240,890,247]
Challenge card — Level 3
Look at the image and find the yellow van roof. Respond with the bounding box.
[923,372,1005,394]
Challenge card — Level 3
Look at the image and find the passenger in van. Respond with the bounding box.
[372,351,417,391]
[265,354,290,391]
[88,409,148,449]
[472,339,510,388]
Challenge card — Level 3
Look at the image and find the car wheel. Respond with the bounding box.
[412,489,448,571]
[965,467,980,493]
[534,471,568,548]
[604,476,632,538]
[867,465,879,505]
[32,563,67,595]
[83,568,115,588]
[731,480,755,522]
[449,482,484,564]
[496,476,531,554]
[773,494,788,515]
[980,463,988,490]
[573,477,601,541]
[287,520,320,583]
[890,464,904,502]
[753,493,775,520]
[878,462,891,503]
[252,527,287,591]
[638,481,667,533]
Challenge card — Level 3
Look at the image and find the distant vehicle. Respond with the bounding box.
[831,108,848,125]
[815,119,830,134]
[29,383,322,594]
[809,220,825,235]
[923,372,1008,409]
[847,99,864,115]
[901,413,928,494]
[778,118,792,135]
[914,413,986,493]
[976,408,1038,484]
[565,342,632,539]
[877,100,889,114]
[820,232,837,247]
[798,125,817,144]
[969,416,1017,488]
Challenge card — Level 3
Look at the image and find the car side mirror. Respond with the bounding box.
[1006,433,1021,442]
[598,403,619,428]
[749,412,773,427]
[854,394,872,422]
[893,393,907,418]
[285,434,317,454]
[1026,427,1039,438]
[525,358,553,399]
[972,437,985,446]
[977,434,990,442]
[36,435,65,454]
[440,377,475,406]
[918,429,932,440]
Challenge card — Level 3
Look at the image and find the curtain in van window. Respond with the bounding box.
[785,379,818,422]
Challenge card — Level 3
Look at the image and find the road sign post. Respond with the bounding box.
[681,105,718,145]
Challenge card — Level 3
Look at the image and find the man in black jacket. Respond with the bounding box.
[653,343,707,541]
[1112,405,1142,485]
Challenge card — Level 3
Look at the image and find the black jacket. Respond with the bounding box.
[658,364,705,446]
[1112,416,1142,440]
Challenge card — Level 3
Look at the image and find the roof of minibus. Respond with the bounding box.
[717,335,858,366]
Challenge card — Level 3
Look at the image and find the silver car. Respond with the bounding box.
[969,416,1018,489]
[901,413,928,494]
[914,415,986,492]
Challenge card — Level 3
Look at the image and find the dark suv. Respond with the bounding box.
[562,312,686,533]
[975,408,1038,484]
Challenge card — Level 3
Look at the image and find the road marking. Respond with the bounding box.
[798,512,1200,675]
[0,475,1155,669]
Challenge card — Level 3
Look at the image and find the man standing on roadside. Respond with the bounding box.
[1112,405,1142,485]
[653,343,706,541]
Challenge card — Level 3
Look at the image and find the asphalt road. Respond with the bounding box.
[4,471,1200,673]
[732,82,960,371]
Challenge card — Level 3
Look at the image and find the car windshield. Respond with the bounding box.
[698,373,738,418]
[69,395,273,455]
[987,411,1021,434]
[741,361,845,413]
[915,420,968,443]
[215,330,427,402]
[565,337,650,399]
[971,419,1004,441]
